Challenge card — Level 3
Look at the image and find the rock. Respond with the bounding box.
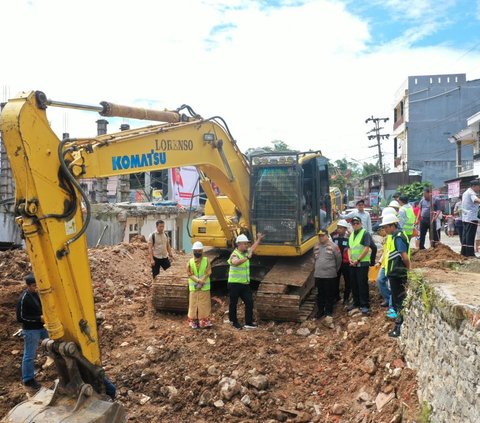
[286,329,293,335]
[357,391,371,402]
[103,324,113,330]
[163,386,178,398]
[127,389,134,398]
[392,368,402,379]
[392,358,405,368]
[120,341,129,347]
[383,384,394,394]
[322,316,334,329]
[95,311,105,322]
[331,403,345,415]
[241,394,251,406]
[375,392,395,411]
[390,414,402,423]
[105,278,114,288]
[347,322,357,331]
[207,338,216,345]
[198,390,212,406]
[313,404,322,415]
[139,394,151,405]
[219,377,241,400]
[231,370,241,378]
[208,365,221,376]
[213,399,224,408]
[247,374,269,390]
[296,402,304,410]
[11,350,20,355]
[296,328,311,337]
[361,358,377,375]
[295,412,312,422]
[229,400,248,417]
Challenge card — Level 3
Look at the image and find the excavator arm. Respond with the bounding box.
[0,90,251,422]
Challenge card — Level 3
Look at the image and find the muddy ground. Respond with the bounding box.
[0,241,425,422]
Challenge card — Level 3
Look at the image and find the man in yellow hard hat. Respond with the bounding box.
[227,233,264,330]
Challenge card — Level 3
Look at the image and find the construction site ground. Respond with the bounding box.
[3,238,470,422]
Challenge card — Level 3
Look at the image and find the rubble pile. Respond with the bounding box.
[411,243,465,269]
[0,242,420,422]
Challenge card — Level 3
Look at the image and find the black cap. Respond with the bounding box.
[470,179,480,186]
[25,273,36,285]
[423,186,431,193]
[356,199,365,205]
[393,192,401,198]
[399,195,409,203]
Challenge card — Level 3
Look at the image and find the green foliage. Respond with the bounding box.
[397,181,432,202]
[405,271,436,313]
[417,401,433,423]
[261,140,298,152]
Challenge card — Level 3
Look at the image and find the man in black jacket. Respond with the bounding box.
[16,273,48,389]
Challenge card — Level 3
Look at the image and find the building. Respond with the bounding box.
[359,171,421,204]
[392,74,480,187]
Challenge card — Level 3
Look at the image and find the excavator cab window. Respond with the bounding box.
[301,161,316,240]
[316,157,332,230]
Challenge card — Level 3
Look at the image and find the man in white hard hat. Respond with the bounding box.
[227,232,265,330]
[331,220,352,304]
[388,200,400,211]
[380,214,411,338]
[187,241,212,329]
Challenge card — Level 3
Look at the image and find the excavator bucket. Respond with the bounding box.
[2,382,126,423]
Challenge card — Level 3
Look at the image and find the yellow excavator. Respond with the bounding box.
[0,91,342,422]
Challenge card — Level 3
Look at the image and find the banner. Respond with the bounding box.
[168,167,199,207]
[447,180,460,199]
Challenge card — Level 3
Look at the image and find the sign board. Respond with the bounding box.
[447,180,461,199]
[369,192,379,207]
[168,167,199,207]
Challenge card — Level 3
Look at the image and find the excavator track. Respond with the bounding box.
[255,251,316,322]
[153,250,317,322]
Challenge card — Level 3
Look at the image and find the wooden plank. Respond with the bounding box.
[257,283,288,294]
[261,251,314,287]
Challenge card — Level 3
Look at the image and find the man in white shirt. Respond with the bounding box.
[461,180,480,257]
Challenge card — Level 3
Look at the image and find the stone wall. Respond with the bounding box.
[400,273,480,423]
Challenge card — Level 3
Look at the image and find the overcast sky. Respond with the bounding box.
[2,0,480,168]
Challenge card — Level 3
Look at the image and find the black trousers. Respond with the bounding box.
[315,277,337,316]
[461,221,478,257]
[152,257,171,279]
[228,283,254,325]
[389,276,407,324]
[349,266,369,308]
[369,239,377,267]
[338,263,352,302]
[419,220,439,249]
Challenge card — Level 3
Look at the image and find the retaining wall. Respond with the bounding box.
[400,270,480,423]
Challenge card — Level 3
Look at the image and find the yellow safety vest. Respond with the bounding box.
[227,249,250,284]
[385,231,410,277]
[348,229,371,263]
[188,257,211,291]
[381,235,391,269]
[401,206,416,236]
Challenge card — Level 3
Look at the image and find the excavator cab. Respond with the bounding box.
[250,152,332,255]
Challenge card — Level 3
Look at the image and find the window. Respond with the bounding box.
[394,138,398,159]
[400,101,404,116]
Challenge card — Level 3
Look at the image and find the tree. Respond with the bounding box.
[263,140,297,152]
[397,181,432,201]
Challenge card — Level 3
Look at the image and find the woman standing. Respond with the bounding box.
[187,242,213,329]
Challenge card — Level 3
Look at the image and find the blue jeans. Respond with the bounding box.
[377,268,392,308]
[22,328,48,383]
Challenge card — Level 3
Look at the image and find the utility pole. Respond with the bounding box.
[365,116,390,200]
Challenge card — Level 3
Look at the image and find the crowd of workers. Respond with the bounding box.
[15,180,480,392]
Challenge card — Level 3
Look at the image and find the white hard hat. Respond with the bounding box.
[236,234,250,243]
[380,214,399,226]
[381,207,397,217]
[192,241,204,250]
[388,200,400,208]
[337,219,349,228]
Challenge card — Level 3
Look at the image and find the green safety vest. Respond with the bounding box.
[401,205,416,236]
[227,249,250,284]
[348,229,371,263]
[188,257,211,291]
[385,231,410,277]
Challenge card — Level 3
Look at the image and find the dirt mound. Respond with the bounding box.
[0,242,420,422]
[411,243,465,269]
